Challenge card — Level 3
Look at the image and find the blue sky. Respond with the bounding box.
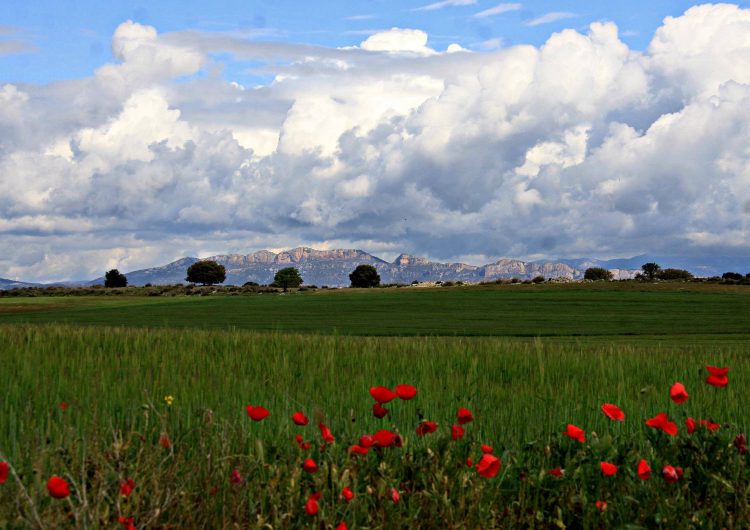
[2,2,750,281]
[1,0,737,85]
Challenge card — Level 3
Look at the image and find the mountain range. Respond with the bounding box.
[80,247,640,288]
[3,247,747,290]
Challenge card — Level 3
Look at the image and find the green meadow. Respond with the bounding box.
[1,283,749,527]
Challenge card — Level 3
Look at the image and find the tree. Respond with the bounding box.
[657,268,693,281]
[104,269,128,288]
[584,267,614,281]
[186,260,226,286]
[273,267,303,291]
[349,264,381,288]
[641,262,662,281]
[722,272,743,281]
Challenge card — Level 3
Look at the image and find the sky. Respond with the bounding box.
[1,1,750,281]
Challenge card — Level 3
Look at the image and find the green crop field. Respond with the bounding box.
[1,284,750,528]
[1,282,749,339]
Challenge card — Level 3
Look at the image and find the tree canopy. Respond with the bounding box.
[273,267,303,291]
[104,269,128,288]
[584,267,614,281]
[186,260,226,286]
[640,262,662,281]
[349,264,381,288]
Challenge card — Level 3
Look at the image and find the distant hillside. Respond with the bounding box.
[0,277,42,290]
[84,247,640,287]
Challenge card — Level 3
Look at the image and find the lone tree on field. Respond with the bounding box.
[186,260,226,286]
[640,262,661,281]
[273,267,303,291]
[104,269,128,288]
[584,267,613,281]
[349,264,381,288]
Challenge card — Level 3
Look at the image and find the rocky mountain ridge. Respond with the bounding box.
[82,247,640,287]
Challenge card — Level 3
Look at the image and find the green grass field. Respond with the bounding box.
[1,282,750,339]
[1,284,749,527]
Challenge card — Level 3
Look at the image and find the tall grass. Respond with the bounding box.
[0,325,748,528]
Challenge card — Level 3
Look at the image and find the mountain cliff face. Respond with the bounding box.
[88,247,639,287]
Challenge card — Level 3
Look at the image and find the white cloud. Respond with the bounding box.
[3,6,750,281]
[413,0,477,12]
[526,12,577,26]
[360,28,436,55]
[472,3,522,18]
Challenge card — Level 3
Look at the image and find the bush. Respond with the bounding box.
[273,267,303,291]
[532,276,545,284]
[104,269,128,288]
[657,268,693,281]
[349,264,381,288]
[243,281,259,287]
[722,272,743,281]
[584,267,614,281]
[186,261,226,286]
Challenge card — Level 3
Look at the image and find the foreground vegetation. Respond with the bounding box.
[0,325,748,528]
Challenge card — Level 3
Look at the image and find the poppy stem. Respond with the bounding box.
[0,449,45,529]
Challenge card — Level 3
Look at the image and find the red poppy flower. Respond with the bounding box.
[299,442,311,450]
[118,516,136,530]
[481,444,493,454]
[416,421,438,436]
[669,382,689,404]
[645,413,678,436]
[637,459,651,480]
[456,408,474,425]
[390,487,400,503]
[662,465,680,484]
[395,384,417,400]
[158,433,172,449]
[595,500,607,512]
[705,366,729,387]
[336,523,348,530]
[548,467,563,477]
[359,434,374,448]
[686,417,696,434]
[476,454,501,478]
[246,405,269,421]
[341,486,354,502]
[563,424,585,443]
[734,433,748,455]
[706,365,728,377]
[393,434,403,447]
[700,418,720,432]
[451,424,465,441]
[372,403,389,419]
[303,458,318,473]
[600,462,617,477]
[305,497,319,516]
[230,469,242,484]
[369,386,397,403]
[466,457,474,467]
[0,462,8,485]
[292,411,309,426]
[348,444,369,455]
[47,476,71,499]
[373,429,397,447]
[319,423,335,444]
[600,403,625,421]
[120,478,135,497]
[59,402,69,412]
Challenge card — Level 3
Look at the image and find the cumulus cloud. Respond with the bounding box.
[1,6,750,281]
